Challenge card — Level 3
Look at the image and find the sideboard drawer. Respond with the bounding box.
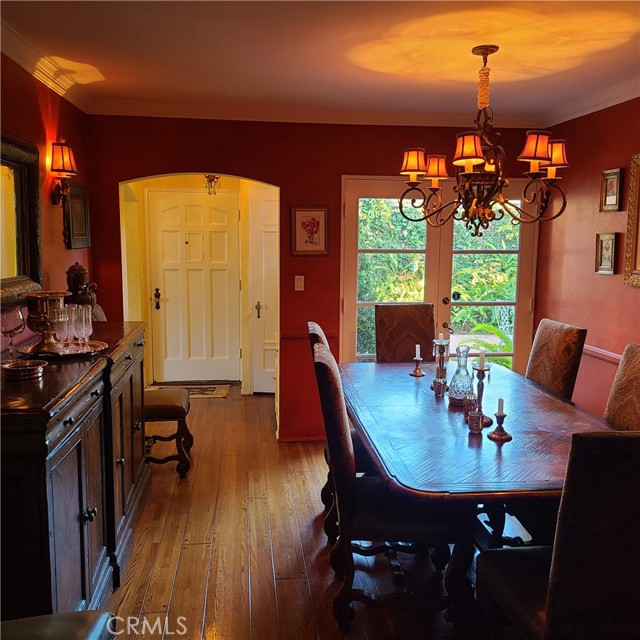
[47,375,104,456]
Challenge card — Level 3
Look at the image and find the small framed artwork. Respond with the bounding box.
[600,168,622,211]
[63,184,91,249]
[595,232,616,275]
[291,207,329,256]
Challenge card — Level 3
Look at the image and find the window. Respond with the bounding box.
[342,177,537,373]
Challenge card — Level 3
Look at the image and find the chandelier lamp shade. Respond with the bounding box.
[50,139,78,207]
[399,45,569,237]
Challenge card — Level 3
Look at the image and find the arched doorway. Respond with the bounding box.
[119,173,279,395]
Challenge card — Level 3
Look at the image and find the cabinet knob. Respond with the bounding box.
[133,422,142,432]
[90,389,101,398]
[116,457,125,466]
[82,507,98,523]
[125,354,133,361]
[63,417,75,427]
[135,341,145,348]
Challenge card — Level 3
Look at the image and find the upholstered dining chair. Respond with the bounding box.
[525,318,587,401]
[476,431,640,640]
[312,341,468,630]
[374,303,436,363]
[307,321,377,544]
[604,342,640,431]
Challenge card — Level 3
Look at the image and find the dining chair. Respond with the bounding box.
[476,431,640,640]
[374,303,436,363]
[604,342,640,430]
[312,341,468,630]
[524,318,587,401]
[307,321,377,544]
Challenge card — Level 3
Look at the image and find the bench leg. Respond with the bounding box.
[146,418,193,478]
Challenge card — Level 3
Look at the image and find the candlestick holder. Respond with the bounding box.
[431,338,449,394]
[472,362,493,427]
[488,413,512,442]
[410,357,425,377]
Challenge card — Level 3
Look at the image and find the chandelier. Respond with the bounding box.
[398,45,569,237]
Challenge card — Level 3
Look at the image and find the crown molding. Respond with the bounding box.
[1,21,89,112]
[545,78,640,127]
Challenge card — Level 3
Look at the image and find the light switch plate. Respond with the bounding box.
[294,275,304,291]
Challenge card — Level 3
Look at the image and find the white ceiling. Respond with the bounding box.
[2,1,639,128]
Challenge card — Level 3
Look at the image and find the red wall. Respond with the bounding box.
[534,98,640,415]
[1,56,92,292]
[3,53,638,435]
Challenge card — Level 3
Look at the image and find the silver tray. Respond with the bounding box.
[17,340,109,358]
[1,359,48,379]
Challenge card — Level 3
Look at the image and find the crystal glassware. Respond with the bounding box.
[448,345,474,406]
[75,304,93,352]
[1,306,26,361]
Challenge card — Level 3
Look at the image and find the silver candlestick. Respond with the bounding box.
[410,357,425,377]
[472,362,493,427]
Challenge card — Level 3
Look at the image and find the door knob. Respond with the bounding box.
[255,301,262,319]
[442,322,454,334]
[154,288,161,310]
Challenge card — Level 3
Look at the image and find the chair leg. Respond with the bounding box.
[332,540,356,631]
[324,500,339,545]
[320,469,334,512]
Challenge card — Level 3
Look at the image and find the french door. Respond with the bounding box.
[341,176,537,373]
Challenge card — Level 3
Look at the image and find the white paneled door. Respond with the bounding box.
[249,185,280,392]
[148,190,240,382]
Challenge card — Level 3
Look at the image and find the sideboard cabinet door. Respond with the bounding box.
[104,327,149,586]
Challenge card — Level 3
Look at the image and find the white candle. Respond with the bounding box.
[415,344,420,359]
[479,352,485,368]
[498,398,504,414]
[438,332,444,341]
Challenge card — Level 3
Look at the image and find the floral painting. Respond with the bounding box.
[595,232,616,275]
[291,207,329,255]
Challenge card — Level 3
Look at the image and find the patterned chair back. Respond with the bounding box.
[525,318,587,400]
[604,342,640,430]
[374,303,436,363]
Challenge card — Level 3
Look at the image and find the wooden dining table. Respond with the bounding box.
[339,360,614,636]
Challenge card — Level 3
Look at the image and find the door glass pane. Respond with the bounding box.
[356,306,376,359]
[453,212,520,250]
[357,253,425,302]
[450,304,515,353]
[359,198,425,249]
[451,254,518,302]
[355,197,428,360]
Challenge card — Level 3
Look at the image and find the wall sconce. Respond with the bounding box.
[51,139,78,206]
[204,174,221,196]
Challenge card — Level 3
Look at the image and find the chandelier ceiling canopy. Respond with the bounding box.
[398,45,569,237]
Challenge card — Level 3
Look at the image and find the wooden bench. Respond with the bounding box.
[144,387,193,478]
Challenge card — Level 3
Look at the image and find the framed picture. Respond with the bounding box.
[291,207,329,255]
[64,184,91,249]
[595,232,616,275]
[600,168,622,211]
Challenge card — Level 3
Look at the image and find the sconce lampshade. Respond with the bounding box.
[51,140,78,176]
[400,148,427,175]
[547,139,569,168]
[517,130,551,163]
[452,132,485,168]
[425,154,449,179]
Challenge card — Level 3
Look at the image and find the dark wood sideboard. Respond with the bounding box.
[1,322,149,620]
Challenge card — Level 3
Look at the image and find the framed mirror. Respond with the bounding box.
[1,131,42,306]
[623,153,640,287]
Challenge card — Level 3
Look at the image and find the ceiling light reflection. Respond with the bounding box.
[347,8,639,83]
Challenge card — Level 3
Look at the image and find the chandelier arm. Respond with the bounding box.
[538,181,568,221]
[398,185,429,222]
[424,200,460,227]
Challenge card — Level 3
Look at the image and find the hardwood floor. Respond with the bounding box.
[108,386,455,639]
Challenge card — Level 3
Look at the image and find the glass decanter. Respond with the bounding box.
[448,344,474,406]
